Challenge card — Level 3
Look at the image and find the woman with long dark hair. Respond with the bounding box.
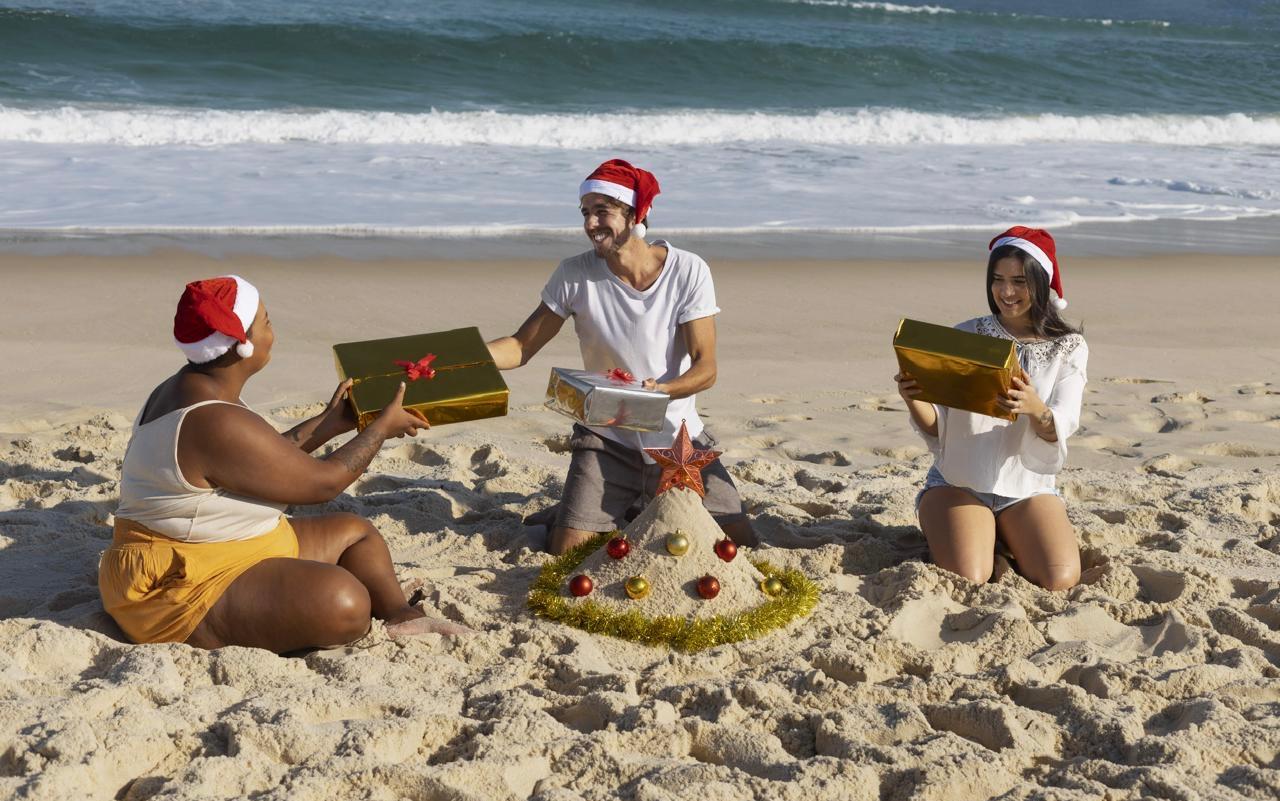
[894,227,1086,590]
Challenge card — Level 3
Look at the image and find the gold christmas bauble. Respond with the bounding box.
[624,576,651,600]
[665,530,691,556]
[760,576,785,597]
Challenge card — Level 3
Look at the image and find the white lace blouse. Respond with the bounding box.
[912,315,1089,498]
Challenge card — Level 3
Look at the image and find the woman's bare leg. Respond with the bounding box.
[186,558,372,651]
[292,513,471,636]
[995,495,1080,591]
[291,513,418,624]
[918,486,998,584]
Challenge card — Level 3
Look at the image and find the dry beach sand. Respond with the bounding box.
[1,250,1279,800]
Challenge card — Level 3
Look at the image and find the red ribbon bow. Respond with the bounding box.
[605,368,635,384]
[395,354,437,381]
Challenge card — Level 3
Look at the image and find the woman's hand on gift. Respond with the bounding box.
[373,382,430,439]
[313,379,358,439]
[894,371,922,401]
[894,371,938,436]
[999,372,1058,440]
[282,379,358,452]
[998,371,1047,416]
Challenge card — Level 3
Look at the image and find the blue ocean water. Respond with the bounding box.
[1,0,1278,233]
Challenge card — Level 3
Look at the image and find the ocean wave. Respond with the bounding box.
[3,107,1279,148]
[783,0,1171,27]
[784,1,956,15]
[8,208,1278,238]
[1108,177,1277,200]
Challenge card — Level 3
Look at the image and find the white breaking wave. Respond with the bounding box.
[786,1,956,14]
[2,106,1279,147]
[784,0,1170,26]
[1108,177,1278,200]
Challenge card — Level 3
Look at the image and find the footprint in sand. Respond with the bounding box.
[1233,382,1278,396]
[469,445,507,479]
[1197,442,1280,458]
[387,442,448,466]
[540,434,572,454]
[1125,409,1177,434]
[1047,604,1193,661]
[53,446,96,464]
[1215,409,1276,423]
[1071,434,1142,457]
[1150,391,1213,405]
[1129,564,1188,603]
[1102,377,1171,385]
[749,414,813,428]
[786,449,853,467]
[795,470,848,494]
[870,445,928,460]
[1141,453,1199,477]
[739,436,786,451]
[847,396,901,413]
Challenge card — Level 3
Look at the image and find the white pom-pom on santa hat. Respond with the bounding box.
[989,226,1067,309]
[173,274,261,364]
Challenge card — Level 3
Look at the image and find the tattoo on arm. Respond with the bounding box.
[1038,409,1054,428]
[284,428,305,444]
[327,426,384,475]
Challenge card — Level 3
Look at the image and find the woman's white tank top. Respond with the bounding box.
[114,400,286,542]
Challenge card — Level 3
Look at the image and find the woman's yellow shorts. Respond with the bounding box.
[98,516,299,645]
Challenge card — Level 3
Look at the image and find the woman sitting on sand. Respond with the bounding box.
[99,275,469,652]
[895,227,1086,590]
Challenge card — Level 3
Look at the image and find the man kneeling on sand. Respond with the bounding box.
[99,276,470,652]
[487,159,759,554]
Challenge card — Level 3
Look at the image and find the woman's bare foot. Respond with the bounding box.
[400,577,427,605]
[385,604,473,637]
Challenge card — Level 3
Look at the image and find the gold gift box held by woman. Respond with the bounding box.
[333,327,509,430]
[893,318,1017,421]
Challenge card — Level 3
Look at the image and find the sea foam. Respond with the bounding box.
[3,107,1278,148]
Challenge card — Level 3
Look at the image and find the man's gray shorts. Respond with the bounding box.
[555,424,747,532]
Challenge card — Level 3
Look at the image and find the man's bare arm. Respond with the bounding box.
[487,303,566,370]
[645,316,718,400]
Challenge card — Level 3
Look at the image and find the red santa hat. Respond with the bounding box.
[173,275,260,363]
[989,226,1067,310]
[579,159,661,240]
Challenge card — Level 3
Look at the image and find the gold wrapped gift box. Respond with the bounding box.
[893,318,1017,421]
[334,327,508,430]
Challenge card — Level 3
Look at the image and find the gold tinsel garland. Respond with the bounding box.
[527,533,820,652]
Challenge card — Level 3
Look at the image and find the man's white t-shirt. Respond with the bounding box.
[540,240,720,460]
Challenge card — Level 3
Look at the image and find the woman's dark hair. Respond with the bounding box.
[986,245,1081,339]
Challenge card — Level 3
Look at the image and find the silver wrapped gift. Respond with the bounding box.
[544,367,671,432]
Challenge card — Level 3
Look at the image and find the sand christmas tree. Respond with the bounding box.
[529,422,818,651]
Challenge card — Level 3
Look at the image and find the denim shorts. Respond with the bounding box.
[915,466,1059,515]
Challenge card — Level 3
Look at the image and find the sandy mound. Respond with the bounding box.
[567,487,767,619]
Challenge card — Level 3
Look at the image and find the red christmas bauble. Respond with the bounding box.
[606,536,631,559]
[569,575,593,597]
[697,575,721,600]
[714,538,738,562]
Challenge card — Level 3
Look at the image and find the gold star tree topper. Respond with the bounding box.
[643,420,722,497]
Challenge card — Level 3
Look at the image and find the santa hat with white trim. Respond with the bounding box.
[173,275,261,363]
[579,159,661,240]
[989,226,1067,310]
